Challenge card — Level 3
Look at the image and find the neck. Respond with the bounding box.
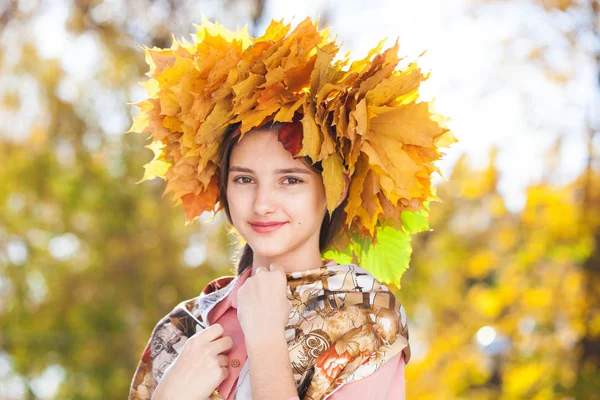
[251,252,325,276]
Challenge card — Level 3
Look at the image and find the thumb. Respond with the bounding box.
[269,263,284,273]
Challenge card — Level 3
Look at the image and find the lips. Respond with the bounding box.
[250,221,287,234]
[250,221,287,226]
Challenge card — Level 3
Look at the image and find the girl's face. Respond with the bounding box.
[226,129,327,264]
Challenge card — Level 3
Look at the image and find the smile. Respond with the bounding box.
[250,222,288,234]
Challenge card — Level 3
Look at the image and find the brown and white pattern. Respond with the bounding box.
[128,263,410,400]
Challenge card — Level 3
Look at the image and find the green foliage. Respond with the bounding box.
[324,223,415,288]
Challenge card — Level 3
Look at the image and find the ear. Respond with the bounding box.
[335,170,351,209]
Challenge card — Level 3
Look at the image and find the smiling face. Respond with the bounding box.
[226,128,328,270]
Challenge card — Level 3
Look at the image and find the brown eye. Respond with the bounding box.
[283,177,303,185]
[233,176,252,184]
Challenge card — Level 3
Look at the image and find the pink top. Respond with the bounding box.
[208,266,406,400]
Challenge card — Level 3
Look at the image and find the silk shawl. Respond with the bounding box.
[128,263,411,400]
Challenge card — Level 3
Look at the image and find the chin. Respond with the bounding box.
[248,235,298,259]
[249,241,289,257]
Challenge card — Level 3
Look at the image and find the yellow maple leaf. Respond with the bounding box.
[322,153,347,216]
[137,140,171,184]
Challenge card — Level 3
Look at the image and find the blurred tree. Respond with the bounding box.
[0,1,265,399]
[442,0,600,396]
[403,146,599,398]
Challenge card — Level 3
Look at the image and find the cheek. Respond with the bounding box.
[289,191,326,227]
[226,189,244,221]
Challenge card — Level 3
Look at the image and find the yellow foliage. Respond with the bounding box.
[136,140,171,183]
[467,249,497,278]
[127,17,456,249]
[521,185,580,239]
[488,194,507,217]
[495,226,518,251]
[523,287,553,309]
[467,284,504,318]
[503,362,549,397]
[589,312,600,338]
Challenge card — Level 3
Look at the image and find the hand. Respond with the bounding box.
[152,324,233,400]
[237,263,292,339]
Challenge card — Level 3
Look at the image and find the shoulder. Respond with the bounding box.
[201,274,236,295]
[324,263,412,363]
[129,275,238,399]
[140,294,208,362]
[322,263,393,294]
[169,273,239,333]
[143,273,237,346]
[128,298,197,400]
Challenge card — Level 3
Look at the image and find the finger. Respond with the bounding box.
[269,263,285,273]
[219,366,230,380]
[209,335,234,355]
[255,266,267,275]
[216,354,229,367]
[193,323,224,344]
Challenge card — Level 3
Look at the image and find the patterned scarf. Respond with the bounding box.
[129,263,411,400]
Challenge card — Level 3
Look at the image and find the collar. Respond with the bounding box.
[201,259,338,325]
[207,266,253,323]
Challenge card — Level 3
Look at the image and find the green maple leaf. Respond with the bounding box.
[323,205,430,288]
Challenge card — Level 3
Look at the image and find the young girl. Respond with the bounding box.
[127,16,453,400]
[128,122,410,400]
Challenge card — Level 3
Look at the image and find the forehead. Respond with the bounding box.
[229,129,302,167]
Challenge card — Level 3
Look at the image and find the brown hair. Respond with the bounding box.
[217,121,349,276]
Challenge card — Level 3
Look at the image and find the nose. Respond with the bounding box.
[252,182,277,215]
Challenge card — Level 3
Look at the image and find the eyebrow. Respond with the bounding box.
[229,166,313,175]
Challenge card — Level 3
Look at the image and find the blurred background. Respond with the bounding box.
[0,0,598,398]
